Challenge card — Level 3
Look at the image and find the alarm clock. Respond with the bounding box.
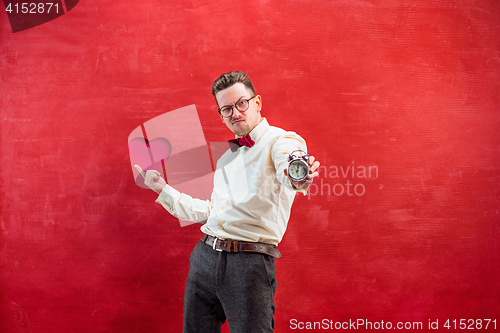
[287,150,310,182]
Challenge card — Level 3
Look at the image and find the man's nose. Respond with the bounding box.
[232,106,243,118]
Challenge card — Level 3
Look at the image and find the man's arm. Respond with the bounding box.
[135,165,211,223]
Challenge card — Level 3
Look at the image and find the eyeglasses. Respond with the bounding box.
[217,96,256,118]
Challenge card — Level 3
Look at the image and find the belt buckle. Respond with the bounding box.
[212,237,223,252]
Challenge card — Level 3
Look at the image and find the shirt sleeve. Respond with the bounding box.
[271,131,309,195]
[155,185,211,223]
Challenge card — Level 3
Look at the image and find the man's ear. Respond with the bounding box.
[255,95,262,112]
[215,96,225,122]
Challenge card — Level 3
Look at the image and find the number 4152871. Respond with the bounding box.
[5,3,60,14]
[444,319,496,330]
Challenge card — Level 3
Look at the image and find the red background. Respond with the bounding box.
[1,0,499,332]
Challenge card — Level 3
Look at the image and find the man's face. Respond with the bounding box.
[216,82,262,137]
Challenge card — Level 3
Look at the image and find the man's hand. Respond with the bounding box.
[284,155,320,192]
[134,165,167,194]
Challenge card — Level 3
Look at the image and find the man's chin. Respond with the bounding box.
[231,125,248,136]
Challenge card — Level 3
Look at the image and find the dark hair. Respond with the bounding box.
[212,71,256,104]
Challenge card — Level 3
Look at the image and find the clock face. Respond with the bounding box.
[289,160,309,181]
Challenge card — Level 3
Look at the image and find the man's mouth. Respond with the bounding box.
[232,119,244,125]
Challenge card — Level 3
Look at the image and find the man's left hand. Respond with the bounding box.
[284,155,320,192]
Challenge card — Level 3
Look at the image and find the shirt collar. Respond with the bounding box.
[236,118,269,144]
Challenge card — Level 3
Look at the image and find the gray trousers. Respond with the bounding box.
[183,240,277,333]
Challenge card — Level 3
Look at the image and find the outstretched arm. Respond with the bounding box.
[134,165,210,223]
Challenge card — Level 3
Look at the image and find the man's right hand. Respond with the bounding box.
[134,165,167,194]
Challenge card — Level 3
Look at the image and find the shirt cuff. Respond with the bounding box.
[155,185,182,217]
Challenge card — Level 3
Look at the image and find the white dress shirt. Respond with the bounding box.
[155,118,307,245]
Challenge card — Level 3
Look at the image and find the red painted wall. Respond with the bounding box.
[1,0,499,332]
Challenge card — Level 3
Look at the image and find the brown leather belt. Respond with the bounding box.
[201,234,281,258]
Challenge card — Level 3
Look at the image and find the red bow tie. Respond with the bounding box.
[228,134,255,152]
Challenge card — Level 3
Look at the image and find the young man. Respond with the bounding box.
[136,71,320,332]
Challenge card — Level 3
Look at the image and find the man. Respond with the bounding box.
[135,71,320,332]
